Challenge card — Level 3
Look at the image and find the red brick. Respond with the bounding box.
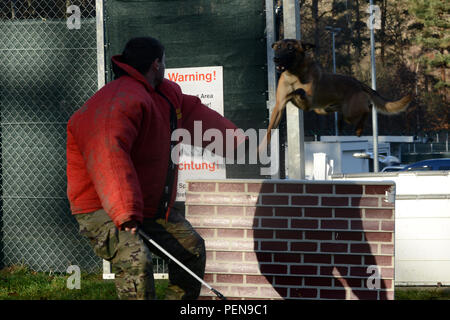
[365,209,393,219]
[381,267,394,278]
[290,288,318,299]
[197,229,215,238]
[381,221,395,231]
[290,265,318,275]
[352,290,379,300]
[351,243,379,254]
[230,240,254,251]
[251,229,274,239]
[352,197,379,207]
[205,262,230,273]
[188,182,216,192]
[261,218,288,228]
[381,200,395,208]
[305,184,333,194]
[305,277,333,287]
[335,185,363,194]
[274,276,302,285]
[379,279,393,289]
[350,266,372,277]
[320,266,348,276]
[304,254,332,264]
[244,252,271,263]
[321,219,349,230]
[275,230,302,239]
[217,206,244,216]
[217,229,245,238]
[246,275,272,285]
[185,193,203,204]
[305,231,333,240]
[229,263,260,274]
[262,195,289,205]
[380,244,394,255]
[275,207,302,217]
[333,278,363,288]
[230,286,260,297]
[246,206,273,217]
[364,232,392,242]
[187,205,214,215]
[260,241,288,251]
[322,197,349,206]
[276,183,304,193]
[204,274,214,282]
[320,289,346,299]
[365,185,392,195]
[305,208,332,218]
[291,196,319,206]
[334,255,362,265]
[215,251,243,262]
[230,217,254,228]
[320,243,348,253]
[290,242,318,252]
[216,274,244,284]
[351,220,380,231]
[364,255,393,266]
[202,217,231,228]
[218,183,245,192]
[334,231,363,241]
[268,287,288,298]
[247,183,274,193]
[274,253,301,263]
[335,208,363,218]
[380,290,395,300]
[260,264,288,274]
[291,219,319,229]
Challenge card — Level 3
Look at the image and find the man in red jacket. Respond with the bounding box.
[67,37,245,299]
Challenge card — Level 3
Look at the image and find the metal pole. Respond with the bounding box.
[369,0,379,172]
[138,229,226,300]
[326,26,341,136]
[96,0,114,280]
[265,0,280,179]
[283,0,305,179]
[332,31,338,136]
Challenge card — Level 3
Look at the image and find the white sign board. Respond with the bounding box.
[165,66,226,201]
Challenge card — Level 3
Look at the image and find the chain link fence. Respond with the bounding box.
[0,1,167,276]
[0,0,101,273]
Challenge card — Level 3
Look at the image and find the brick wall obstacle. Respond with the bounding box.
[185,179,395,300]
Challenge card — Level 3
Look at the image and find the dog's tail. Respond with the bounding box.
[360,83,412,115]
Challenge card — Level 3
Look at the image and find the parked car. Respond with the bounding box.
[381,166,405,172]
[399,158,450,172]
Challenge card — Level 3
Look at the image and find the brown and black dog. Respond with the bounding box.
[259,39,412,151]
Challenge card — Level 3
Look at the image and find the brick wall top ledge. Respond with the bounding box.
[186,179,396,186]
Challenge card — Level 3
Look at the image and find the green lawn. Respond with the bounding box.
[395,287,450,300]
[0,265,168,300]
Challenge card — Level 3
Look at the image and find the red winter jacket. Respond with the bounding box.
[66,55,245,228]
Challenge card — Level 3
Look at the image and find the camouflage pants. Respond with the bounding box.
[74,208,206,300]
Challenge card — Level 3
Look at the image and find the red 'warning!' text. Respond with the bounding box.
[167,71,217,83]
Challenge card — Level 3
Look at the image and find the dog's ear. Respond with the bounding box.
[301,42,315,51]
[271,42,276,49]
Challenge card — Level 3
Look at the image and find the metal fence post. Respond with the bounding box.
[283,0,305,179]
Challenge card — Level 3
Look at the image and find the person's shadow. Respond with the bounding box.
[253,182,393,300]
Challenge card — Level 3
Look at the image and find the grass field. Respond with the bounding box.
[0,265,168,300]
[1,265,449,300]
